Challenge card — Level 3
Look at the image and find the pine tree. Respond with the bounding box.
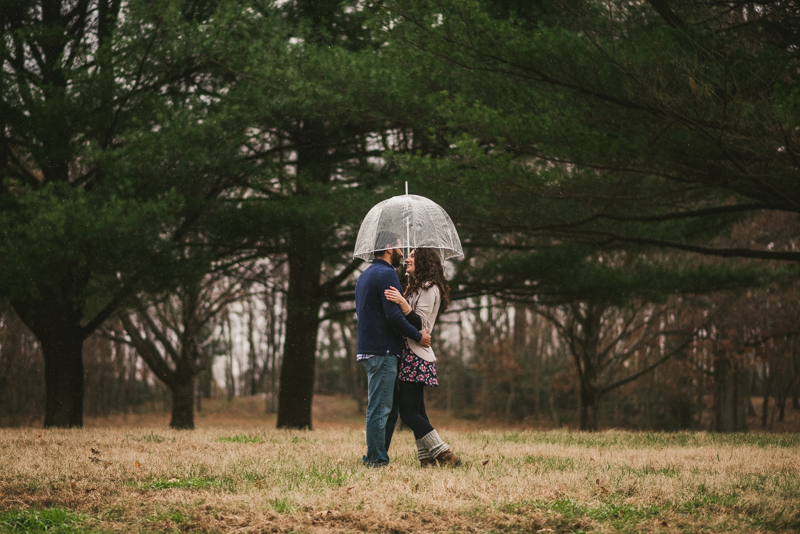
[0,0,249,427]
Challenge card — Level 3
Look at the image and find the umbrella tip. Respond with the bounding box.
[405,181,408,195]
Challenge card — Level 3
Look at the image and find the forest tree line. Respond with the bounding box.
[3,230,799,431]
[2,0,800,430]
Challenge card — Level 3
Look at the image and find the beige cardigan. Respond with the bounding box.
[405,284,440,362]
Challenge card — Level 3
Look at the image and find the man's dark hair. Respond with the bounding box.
[373,231,401,257]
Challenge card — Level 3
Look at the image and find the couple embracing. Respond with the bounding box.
[354,231,461,468]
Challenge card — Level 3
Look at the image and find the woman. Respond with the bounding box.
[384,248,462,467]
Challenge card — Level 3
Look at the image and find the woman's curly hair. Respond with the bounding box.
[404,248,450,315]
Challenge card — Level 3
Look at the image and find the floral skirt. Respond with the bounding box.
[398,340,439,387]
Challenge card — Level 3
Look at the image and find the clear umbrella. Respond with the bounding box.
[353,185,463,262]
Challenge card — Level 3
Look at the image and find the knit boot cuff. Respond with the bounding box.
[418,429,449,459]
[416,439,432,460]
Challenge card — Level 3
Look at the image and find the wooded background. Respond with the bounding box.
[2,0,799,432]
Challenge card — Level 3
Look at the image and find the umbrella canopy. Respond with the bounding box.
[353,194,463,262]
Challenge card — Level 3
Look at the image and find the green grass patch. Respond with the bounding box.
[621,463,679,478]
[216,434,263,444]
[100,506,125,521]
[737,470,800,497]
[136,477,221,490]
[124,431,175,443]
[152,511,189,524]
[524,455,575,471]
[269,498,296,514]
[498,498,664,529]
[273,463,355,490]
[490,430,800,449]
[499,491,755,529]
[586,502,662,523]
[0,508,90,533]
[746,508,800,531]
[679,484,738,513]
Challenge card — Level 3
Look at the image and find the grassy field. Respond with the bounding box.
[1,399,799,533]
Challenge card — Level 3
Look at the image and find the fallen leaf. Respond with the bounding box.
[482,459,490,466]
[135,461,142,468]
[404,478,409,483]
[315,510,340,519]
[255,480,264,489]
[70,480,77,490]
[345,486,355,494]
[103,461,112,468]
[661,520,669,527]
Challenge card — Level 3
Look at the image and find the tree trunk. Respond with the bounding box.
[196,379,202,413]
[339,319,365,413]
[14,302,87,429]
[170,373,195,429]
[531,342,541,418]
[776,376,797,423]
[714,351,748,432]
[579,382,600,431]
[575,304,603,432]
[39,332,85,428]
[248,304,259,395]
[276,117,331,428]
[761,370,772,428]
[225,315,235,402]
[748,371,757,417]
[793,349,800,410]
[277,228,322,429]
[548,385,561,425]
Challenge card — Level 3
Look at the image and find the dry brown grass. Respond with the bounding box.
[1,413,799,534]
[77,394,539,432]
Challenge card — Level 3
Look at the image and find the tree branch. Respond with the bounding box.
[119,314,176,386]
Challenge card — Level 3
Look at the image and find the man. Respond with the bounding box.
[355,231,431,467]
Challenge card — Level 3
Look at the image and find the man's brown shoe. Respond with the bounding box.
[435,449,462,467]
[420,458,436,467]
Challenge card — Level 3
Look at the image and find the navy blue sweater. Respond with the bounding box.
[355,259,423,356]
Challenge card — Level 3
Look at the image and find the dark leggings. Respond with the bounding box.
[398,381,434,440]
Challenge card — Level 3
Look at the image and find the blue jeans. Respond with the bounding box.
[361,355,399,466]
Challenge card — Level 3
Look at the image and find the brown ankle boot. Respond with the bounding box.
[420,458,436,467]
[435,449,462,467]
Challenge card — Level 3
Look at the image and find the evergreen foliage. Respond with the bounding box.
[0,0,251,427]
[383,0,800,265]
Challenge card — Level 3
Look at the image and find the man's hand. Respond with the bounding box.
[419,329,432,348]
